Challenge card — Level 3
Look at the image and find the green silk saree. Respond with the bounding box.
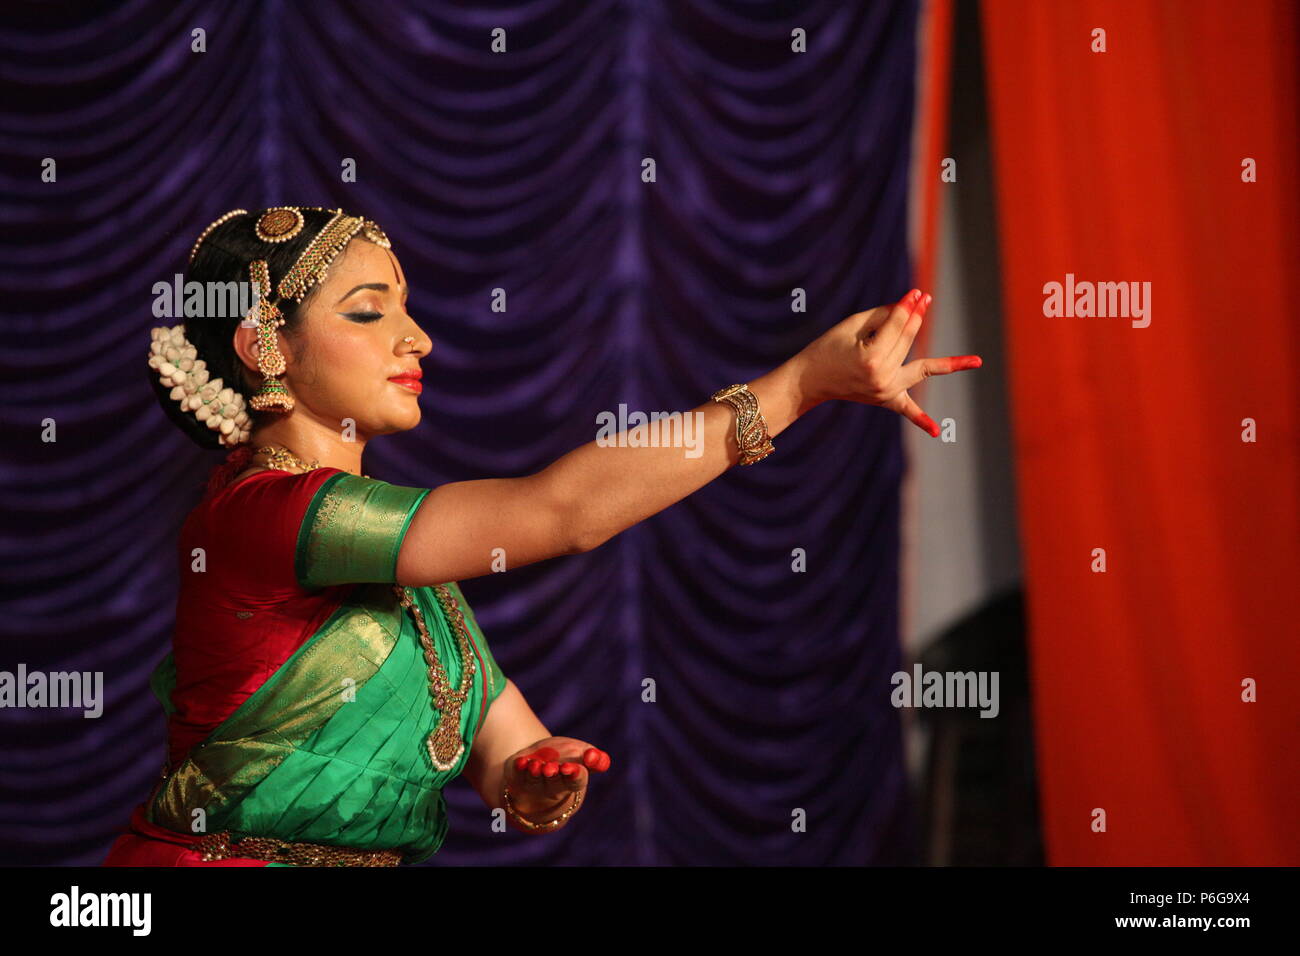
[147,472,506,865]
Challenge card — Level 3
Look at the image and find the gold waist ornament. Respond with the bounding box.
[194,830,403,867]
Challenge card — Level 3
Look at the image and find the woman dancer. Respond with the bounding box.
[103,206,979,866]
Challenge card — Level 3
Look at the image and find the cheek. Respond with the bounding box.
[301,327,386,399]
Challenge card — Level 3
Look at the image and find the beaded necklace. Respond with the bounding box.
[254,444,478,772]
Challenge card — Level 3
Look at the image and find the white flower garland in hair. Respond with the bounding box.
[148,323,252,446]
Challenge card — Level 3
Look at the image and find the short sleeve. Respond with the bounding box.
[295,472,431,589]
[445,581,507,709]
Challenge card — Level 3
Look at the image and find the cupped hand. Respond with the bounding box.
[796,289,982,436]
[504,736,611,816]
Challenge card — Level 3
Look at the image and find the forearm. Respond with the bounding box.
[468,754,511,814]
[466,682,548,812]
[464,679,582,831]
[541,353,819,552]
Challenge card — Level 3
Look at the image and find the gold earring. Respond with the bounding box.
[246,260,294,413]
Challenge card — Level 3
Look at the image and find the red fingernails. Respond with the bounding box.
[961,355,982,369]
[518,746,605,776]
[582,748,611,772]
[922,293,932,310]
[921,415,939,436]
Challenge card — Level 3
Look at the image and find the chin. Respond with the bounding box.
[385,407,422,433]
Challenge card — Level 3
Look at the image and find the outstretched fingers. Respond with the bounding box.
[891,391,940,437]
[899,354,983,390]
[874,289,923,348]
[886,292,931,368]
[886,353,982,437]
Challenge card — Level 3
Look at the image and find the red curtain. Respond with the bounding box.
[980,0,1299,864]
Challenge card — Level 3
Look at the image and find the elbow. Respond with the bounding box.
[560,508,606,555]
[536,471,606,555]
[566,525,604,555]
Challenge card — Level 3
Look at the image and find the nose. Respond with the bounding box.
[399,324,432,356]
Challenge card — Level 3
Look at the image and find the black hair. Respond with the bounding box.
[149,207,343,450]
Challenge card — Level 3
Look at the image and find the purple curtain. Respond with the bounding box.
[0,0,918,865]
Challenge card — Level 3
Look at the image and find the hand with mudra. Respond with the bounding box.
[795,289,982,437]
[501,739,611,834]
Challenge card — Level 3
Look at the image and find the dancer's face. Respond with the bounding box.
[277,239,432,438]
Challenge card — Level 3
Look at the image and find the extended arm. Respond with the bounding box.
[395,290,979,587]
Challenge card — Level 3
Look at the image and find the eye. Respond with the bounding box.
[342,311,383,323]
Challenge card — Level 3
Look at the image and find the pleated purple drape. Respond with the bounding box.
[0,0,918,865]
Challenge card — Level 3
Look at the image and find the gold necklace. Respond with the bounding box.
[256,444,319,473]
[255,444,373,479]
[398,586,478,771]
[259,443,477,772]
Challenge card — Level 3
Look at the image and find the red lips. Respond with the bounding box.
[388,369,422,393]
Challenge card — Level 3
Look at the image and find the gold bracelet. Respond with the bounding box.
[501,783,585,833]
[711,383,775,465]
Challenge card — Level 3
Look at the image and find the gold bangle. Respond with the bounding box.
[711,383,775,465]
[501,784,585,833]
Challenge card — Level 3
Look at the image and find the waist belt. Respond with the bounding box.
[193,830,403,867]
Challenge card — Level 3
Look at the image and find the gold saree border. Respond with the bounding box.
[150,583,402,834]
[295,473,431,589]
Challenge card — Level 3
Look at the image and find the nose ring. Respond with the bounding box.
[402,336,415,346]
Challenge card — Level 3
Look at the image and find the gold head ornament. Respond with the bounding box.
[176,206,394,422]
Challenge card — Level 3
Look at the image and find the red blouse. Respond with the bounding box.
[165,467,353,769]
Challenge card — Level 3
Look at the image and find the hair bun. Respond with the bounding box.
[147,323,251,447]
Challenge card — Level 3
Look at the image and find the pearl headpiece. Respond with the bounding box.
[147,323,252,446]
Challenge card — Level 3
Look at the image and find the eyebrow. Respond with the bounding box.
[336,282,408,304]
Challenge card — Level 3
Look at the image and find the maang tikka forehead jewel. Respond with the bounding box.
[276,208,390,302]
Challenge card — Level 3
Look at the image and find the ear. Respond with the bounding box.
[232,320,297,387]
